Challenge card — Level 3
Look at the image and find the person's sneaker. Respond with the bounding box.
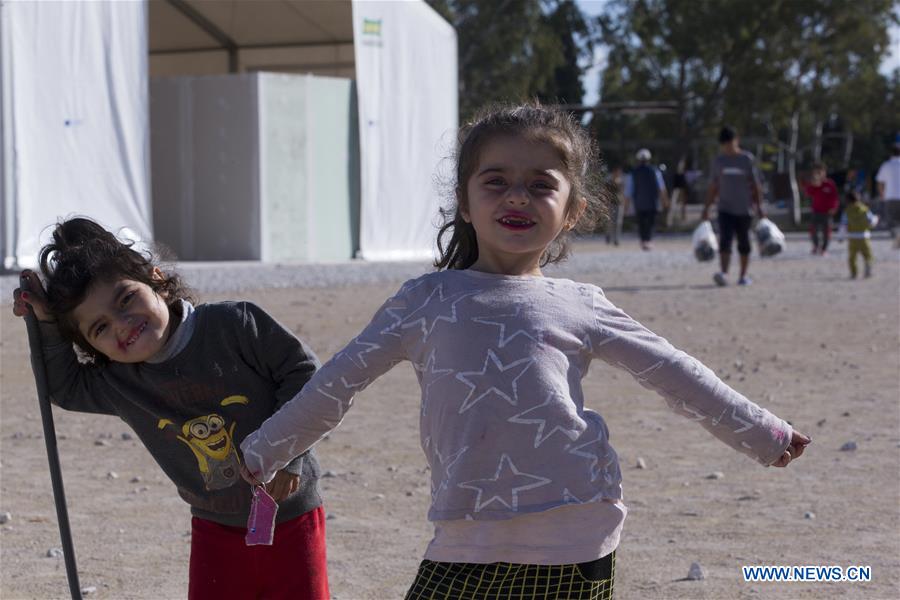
[738,276,753,286]
[713,272,727,287]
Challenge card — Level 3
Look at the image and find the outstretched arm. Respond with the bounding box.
[240,284,412,483]
[590,289,805,467]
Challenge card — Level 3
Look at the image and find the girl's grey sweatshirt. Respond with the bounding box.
[241,270,792,522]
[38,300,322,527]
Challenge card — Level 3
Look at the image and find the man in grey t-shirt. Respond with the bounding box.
[702,126,766,286]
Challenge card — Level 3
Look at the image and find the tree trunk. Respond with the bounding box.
[812,119,823,163]
[842,130,853,168]
[788,111,802,227]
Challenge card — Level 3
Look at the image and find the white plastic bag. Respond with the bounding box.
[692,220,718,262]
[755,217,785,257]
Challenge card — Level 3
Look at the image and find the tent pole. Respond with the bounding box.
[165,0,240,72]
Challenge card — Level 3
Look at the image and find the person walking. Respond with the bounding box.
[802,162,840,255]
[625,149,669,251]
[875,143,900,237]
[702,126,766,286]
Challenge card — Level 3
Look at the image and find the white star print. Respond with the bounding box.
[562,487,608,505]
[507,393,582,448]
[455,350,534,414]
[380,284,479,343]
[315,376,370,420]
[616,358,666,383]
[471,309,541,348]
[458,454,551,512]
[731,405,753,433]
[568,433,616,483]
[413,350,454,416]
[336,339,382,369]
[430,444,469,500]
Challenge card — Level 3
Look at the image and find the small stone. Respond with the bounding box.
[737,495,758,501]
[106,471,118,480]
[94,439,110,447]
[635,457,647,469]
[820,343,827,349]
[406,491,414,496]
[387,465,397,472]
[372,493,385,500]
[804,511,816,519]
[841,411,851,417]
[840,441,857,452]
[817,418,827,427]
[326,513,337,520]
[81,586,97,595]
[706,471,724,480]
[0,512,11,524]
[46,548,63,558]
[687,562,706,580]
[130,476,141,483]
[12,432,24,440]
[121,432,134,440]
[733,359,744,371]
[771,353,780,362]
[322,470,338,478]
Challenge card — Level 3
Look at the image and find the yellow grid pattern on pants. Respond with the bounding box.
[404,552,615,600]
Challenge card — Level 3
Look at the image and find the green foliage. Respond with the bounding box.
[426,0,594,120]
[592,0,900,171]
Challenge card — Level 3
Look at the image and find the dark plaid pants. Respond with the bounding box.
[404,551,615,599]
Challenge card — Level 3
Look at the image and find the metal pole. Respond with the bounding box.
[23,309,83,600]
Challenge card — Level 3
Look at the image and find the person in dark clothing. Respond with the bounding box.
[625,149,670,250]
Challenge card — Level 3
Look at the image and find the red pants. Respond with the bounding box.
[188,506,329,600]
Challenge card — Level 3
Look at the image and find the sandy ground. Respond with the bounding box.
[1,235,898,599]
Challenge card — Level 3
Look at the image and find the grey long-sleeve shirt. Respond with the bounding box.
[241,270,792,522]
[38,300,322,527]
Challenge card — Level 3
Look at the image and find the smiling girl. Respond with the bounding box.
[12,218,329,599]
[240,103,810,599]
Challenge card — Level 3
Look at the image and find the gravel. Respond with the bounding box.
[3,232,896,296]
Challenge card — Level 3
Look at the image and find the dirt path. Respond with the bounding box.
[2,238,898,599]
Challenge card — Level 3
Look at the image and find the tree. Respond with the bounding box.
[592,0,899,223]
[426,0,593,119]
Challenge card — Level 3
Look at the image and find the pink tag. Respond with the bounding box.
[245,485,278,546]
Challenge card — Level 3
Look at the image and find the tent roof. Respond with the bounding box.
[149,0,354,54]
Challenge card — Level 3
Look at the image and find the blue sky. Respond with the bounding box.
[575,0,900,105]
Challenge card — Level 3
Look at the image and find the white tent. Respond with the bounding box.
[0,0,151,270]
[1,0,457,268]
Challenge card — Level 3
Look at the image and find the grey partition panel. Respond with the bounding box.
[151,72,357,262]
[258,74,308,262]
[149,78,191,259]
[191,76,261,261]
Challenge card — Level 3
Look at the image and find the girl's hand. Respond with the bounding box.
[239,463,263,487]
[771,430,811,467]
[265,470,300,501]
[12,270,54,322]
